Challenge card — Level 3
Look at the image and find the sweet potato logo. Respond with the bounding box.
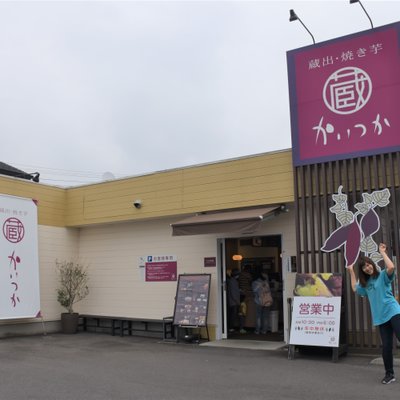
[321,186,390,267]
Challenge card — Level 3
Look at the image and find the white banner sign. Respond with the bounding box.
[289,296,341,347]
[0,194,40,319]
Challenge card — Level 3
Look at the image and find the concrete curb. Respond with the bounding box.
[370,357,400,366]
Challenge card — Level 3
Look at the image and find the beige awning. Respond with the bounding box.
[171,206,280,236]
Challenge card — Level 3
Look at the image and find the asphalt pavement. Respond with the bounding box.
[0,332,398,400]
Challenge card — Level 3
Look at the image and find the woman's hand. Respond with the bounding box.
[379,243,395,275]
[346,263,354,271]
[346,263,357,292]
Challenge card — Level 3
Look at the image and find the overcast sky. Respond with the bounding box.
[1,0,400,186]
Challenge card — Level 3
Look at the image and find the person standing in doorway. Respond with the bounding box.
[227,270,241,333]
[238,264,253,333]
[252,270,273,335]
[347,243,400,384]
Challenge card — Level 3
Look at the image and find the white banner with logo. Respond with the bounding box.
[0,194,40,319]
[289,296,341,347]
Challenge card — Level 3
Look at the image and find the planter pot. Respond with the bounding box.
[61,312,79,334]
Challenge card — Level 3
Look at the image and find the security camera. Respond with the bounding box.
[133,199,142,209]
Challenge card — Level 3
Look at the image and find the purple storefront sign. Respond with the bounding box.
[204,257,216,267]
[287,22,400,166]
[145,261,177,282]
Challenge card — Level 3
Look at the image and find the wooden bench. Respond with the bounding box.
[79,314,175,339]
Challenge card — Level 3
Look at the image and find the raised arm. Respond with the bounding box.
[346,264,357,292]
[379,243,395,276]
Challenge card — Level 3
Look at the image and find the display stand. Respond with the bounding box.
[287,298,295,360]
[172,274,211,343]
[162,316,176,341]
[176,324,210,343]
[287,274,348,362]
[287,297,348,362]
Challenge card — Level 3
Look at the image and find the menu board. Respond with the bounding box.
[173,274,211,327]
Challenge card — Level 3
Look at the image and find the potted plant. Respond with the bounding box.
[56,260,89,334]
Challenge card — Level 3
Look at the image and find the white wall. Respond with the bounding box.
[249,207,296,259]
[76,207,297,335]
[77,218,219,323]
[0,207,297,339]
[0,226,79,336]
[38,226,80,321]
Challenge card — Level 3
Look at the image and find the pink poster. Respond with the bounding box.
[287,22,400,166]
[145,261,177,282]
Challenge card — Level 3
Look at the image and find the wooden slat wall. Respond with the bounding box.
[295,152,400,350]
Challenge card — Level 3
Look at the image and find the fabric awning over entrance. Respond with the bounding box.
[171,206,280,236]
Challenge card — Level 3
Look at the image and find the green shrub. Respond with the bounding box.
[56,260,89,313]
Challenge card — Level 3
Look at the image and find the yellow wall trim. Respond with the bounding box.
[0,150,294,227]
[0,176,66,227]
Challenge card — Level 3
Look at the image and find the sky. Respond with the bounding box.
[1,0,400,186]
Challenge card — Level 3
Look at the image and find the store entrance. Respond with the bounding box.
[224,235,284,341]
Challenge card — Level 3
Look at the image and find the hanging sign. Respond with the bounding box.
[0,194,40,319]
[287,22,400,166]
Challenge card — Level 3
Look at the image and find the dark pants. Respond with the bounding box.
[228,305,239,330]
[228,305,246,331]
[378,314,400,375]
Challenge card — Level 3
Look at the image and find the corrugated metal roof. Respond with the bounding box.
[0,162,39,181]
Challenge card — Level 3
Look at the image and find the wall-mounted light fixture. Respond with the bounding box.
[280,204,289,213]
[289,9,315,44]
[232,254,243,261]
[133,199,142,209]
[350,0,374,29]
[30,172,40,183]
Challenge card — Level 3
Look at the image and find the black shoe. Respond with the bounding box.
[381,373,396,384]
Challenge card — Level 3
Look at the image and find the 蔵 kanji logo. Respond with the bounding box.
[323,67,372,115]
[2,217,25,243]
